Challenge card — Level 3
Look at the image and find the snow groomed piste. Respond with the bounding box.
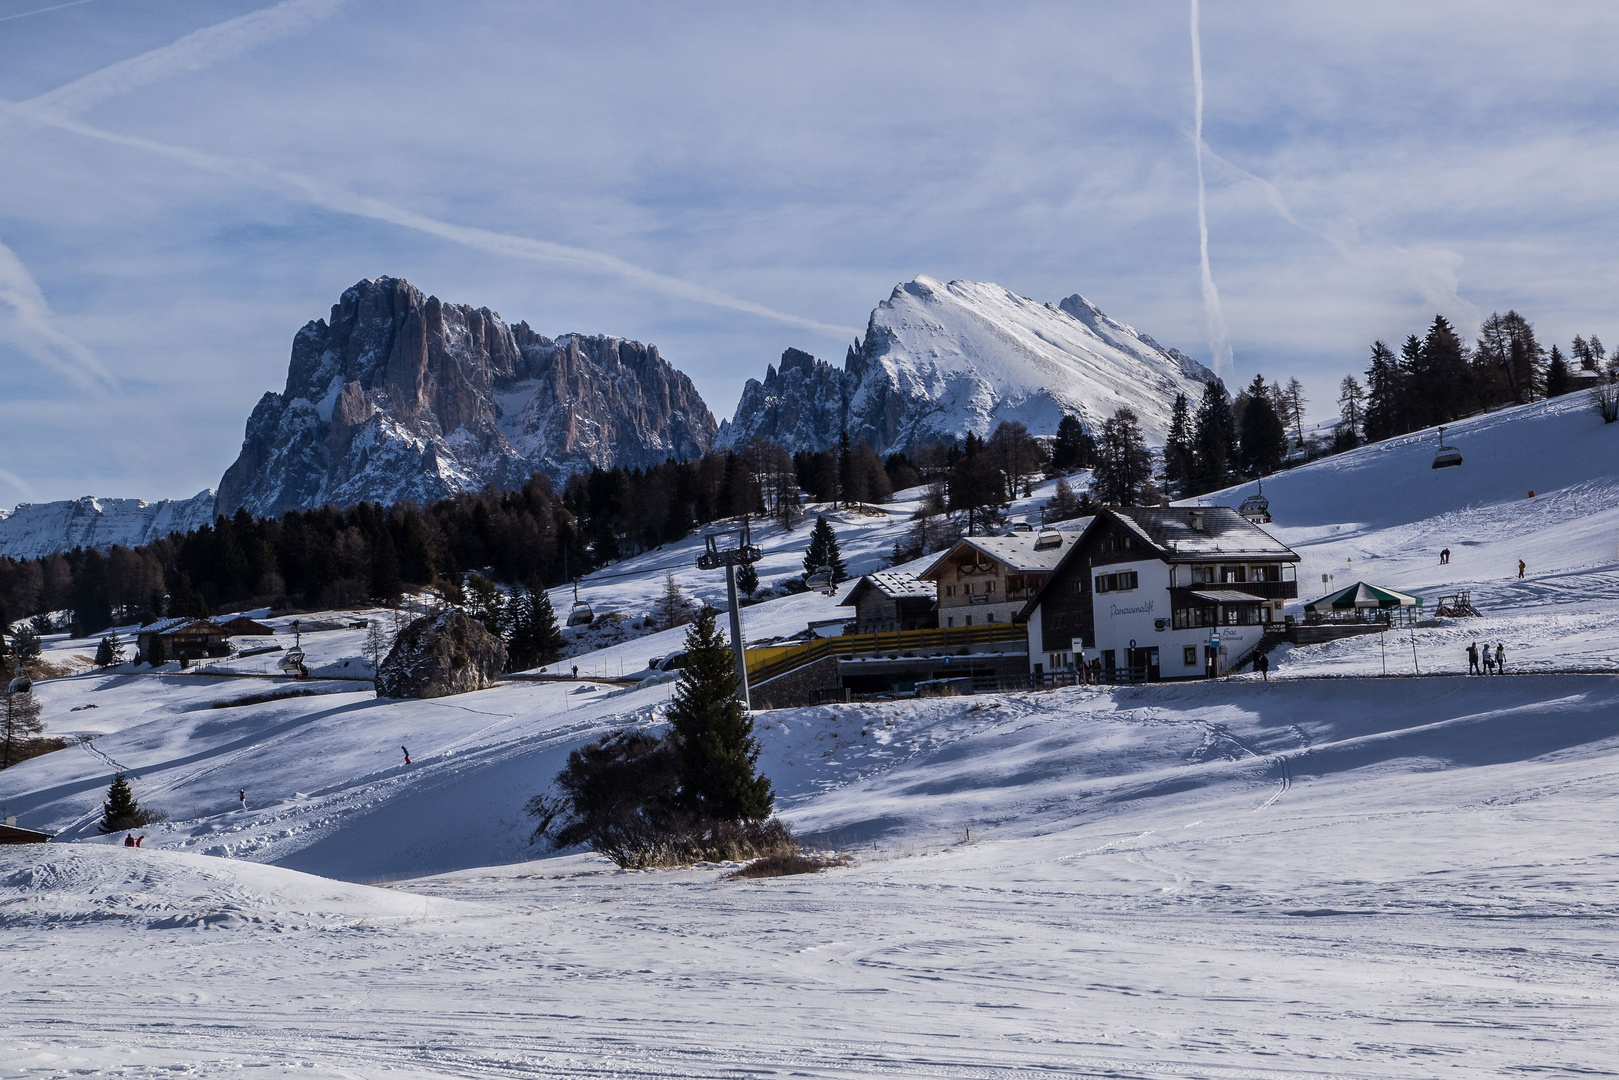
[2,390,1618,1076]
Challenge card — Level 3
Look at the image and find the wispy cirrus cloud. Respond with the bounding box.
[0,235,115,392]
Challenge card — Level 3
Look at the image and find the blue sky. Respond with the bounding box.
[2,0,1618,504]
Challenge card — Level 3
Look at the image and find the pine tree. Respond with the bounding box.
[1191,380,1237,495]
[98,772,140,833]
[1090,408,1155,505]
[1282,378,1307,446]
[654,570,692,631]
[1051,414,1090,472]
[735,559,759,599]
[12,624,41,665]
[505,587,563,671]
[836,432,855,508]
[666,608,773,822]
[146,633,167,667]
[803,516,847,584]
[1238,374,1287,476]
[1336,376,1365,446]
[1163,393,1193,496]
[94,635,125,668]
[1363,341,1401,442]
[2,685,43,768]
[1545,344,1572,397]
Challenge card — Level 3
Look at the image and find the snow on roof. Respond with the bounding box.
[838,571,932,606]
[1112,507,1298,561]
[137,617,192,636]
[918,532,1070,579]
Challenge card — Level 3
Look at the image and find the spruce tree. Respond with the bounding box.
[666,608,773,822]
[147,634,167,667]
[735,559,759,599]
[99,772,140,833]
[94,636,118,668]
[1163,394,1193,496]
[1336,376,1366,446]
[1545,344,1572,397]
[803,515,847,585]
[836,432,855,508]
[1191,380,1236,494]
[1238,375,1287,477]
[1363,341,1401,441]
[1051,414,1089,472]
[506,587,564,671]
[1090,408,1154,505]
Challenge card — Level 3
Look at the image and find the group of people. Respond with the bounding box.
[1466,641,1508,675]
[1439,548,1526,579]
[122,833,145,847]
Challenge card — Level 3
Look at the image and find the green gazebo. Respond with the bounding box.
[1304,582,1424,625]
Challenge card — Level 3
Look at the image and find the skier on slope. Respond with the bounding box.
[1440,548,1450,565]
[239,789,247,810]
[1518,559,1526,579]
[402,746,411,766]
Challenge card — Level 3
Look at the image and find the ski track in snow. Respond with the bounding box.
[3,393,1619,1076]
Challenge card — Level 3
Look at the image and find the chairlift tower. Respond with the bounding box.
[696,517,763,709]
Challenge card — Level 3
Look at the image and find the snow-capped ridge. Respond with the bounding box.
[0,490,217,560]
[720,276,1214,454]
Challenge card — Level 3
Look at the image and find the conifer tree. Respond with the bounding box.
[836,432,855,508]
[1238,375,1287,476]
[654,570,692,631]
[2,684,43,768]
[666,608,773,822]
[1336,376,1366,445]
[1363,341,1401,442]
[1090,408,1155,506]
[147,634,167,667]
[1051,414,1090,472]
[506,586,564,670]
[735,559,759,600]
[1191,380,1237,495]
[803,515,847,584]
[94,635,125,668]
[99,772,140,833]
[1545,344,1572,397]
[1163,394,1193,496]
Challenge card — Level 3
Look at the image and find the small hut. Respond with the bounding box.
[838,572,937,634]
[1304,582,1423,627]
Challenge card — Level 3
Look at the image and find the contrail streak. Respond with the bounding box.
[0,235,117,392]
[1190,0,1232,380]
[0,0,106,24]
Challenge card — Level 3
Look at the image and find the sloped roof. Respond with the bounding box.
[1113,506,1298,561]
[1305,582,1423,611]
[917,532,1072,580]
[138,617,225,638]
[1189,589,1267,604]
[838,571,932,607]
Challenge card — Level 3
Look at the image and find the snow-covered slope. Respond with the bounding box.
[720,276,1215,453]
[0,490,216,559]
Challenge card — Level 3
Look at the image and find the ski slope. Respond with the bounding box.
[3,390,1619,1077]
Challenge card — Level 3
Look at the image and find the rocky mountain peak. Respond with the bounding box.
[218,278,716,518]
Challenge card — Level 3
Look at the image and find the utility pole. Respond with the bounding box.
[696,517,763,710]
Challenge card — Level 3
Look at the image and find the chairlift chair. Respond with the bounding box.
[1431,426,1463,470]
[6,675,32,696]
[1238,479,1272,524]
[277,647,309,678]
[804,566,835,594]
[566,580,594,628]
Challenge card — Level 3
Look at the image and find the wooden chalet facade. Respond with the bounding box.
[838,572,937,634]
[136,617,232,663]
[917,530,1076,629]
[1019,507,1300,681]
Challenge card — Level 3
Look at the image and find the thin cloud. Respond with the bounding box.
[2,106,861,338]
[0,0,106,24]
[9,0,346,123]
[0,465,38,502]
[0,236,116,392]
[1189,0,1233,380]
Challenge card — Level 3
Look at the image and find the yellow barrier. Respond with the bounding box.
[746,622,1026,684]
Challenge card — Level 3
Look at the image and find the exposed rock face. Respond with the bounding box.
[718,276,1216,454]
[218,277,717,517]
[0,491,217,560]
[375,610,507,699]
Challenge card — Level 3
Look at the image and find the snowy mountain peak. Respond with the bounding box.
[0,490,217,560]
[719,277,1215,454]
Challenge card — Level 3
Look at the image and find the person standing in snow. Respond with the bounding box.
[401,746,411,765]
[1466,642,1480,674]
[1254,652,1269,681]
[1440,548,1450,565]
[571,664,579,680]
[1483,648,1495,675]
[135,836,145,847]
[123,833,135,847]
[1495,642,1505,673]
[239,789,247,810]
[1518,559,1526,578]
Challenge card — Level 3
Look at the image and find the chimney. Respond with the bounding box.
[1189,510,1204,533]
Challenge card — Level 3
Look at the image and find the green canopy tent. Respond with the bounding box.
[1304,581,1423,624]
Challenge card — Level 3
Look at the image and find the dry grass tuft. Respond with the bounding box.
[726,851,851,881]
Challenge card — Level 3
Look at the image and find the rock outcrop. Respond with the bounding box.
[718,277,1216,454]
[218,277,717,518]
[375,610,507,699]
[0,491,218,560]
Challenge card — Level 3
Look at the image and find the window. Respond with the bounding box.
[1071,579,1085,595]
[1220,565,1247,584]
[987,613,996,622]
[947,616,954,627]
[946,585,955,597]
[1191,565,1215,584]
[1116,571,1137,591]
[1050,612,1068,630]
[1095,573,1111,593]
[1008,575,1025,592]
[1250,564,1276,583]
[1183,646,1198,666]
[965,615,974,626]
[986,581,996,593]
[1173,606,1217,629]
